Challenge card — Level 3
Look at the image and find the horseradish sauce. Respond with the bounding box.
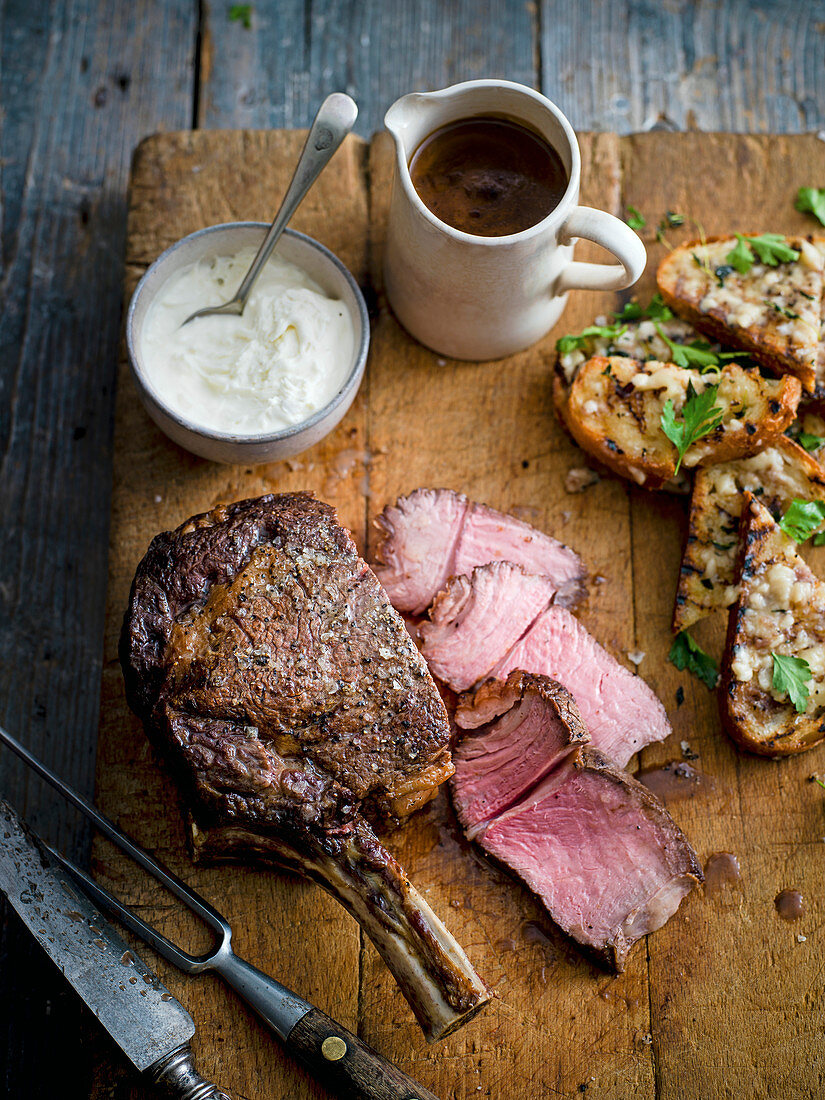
[140,247,355,435]
[409,116,568,236]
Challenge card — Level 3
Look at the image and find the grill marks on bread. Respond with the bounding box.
[566,355,800,490]
[658,235,825,394]
[674,437,825,632]
[721,494,825,755]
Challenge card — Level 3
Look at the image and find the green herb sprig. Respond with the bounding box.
[229,4,253,27]
[797,432,825,454]
[626,206,646,230]
[771,652,812,714]
[556,323,627,355]
[654,323,721,371]
[795,187,825,228]
[668,632,719,690]
[778,499,825,543]
[661,381,725,474]
[725,233,800,275]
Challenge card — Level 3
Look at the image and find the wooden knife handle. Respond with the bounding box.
[286,1008,441,1100]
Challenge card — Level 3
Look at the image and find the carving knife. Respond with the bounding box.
[0,798,230,1099]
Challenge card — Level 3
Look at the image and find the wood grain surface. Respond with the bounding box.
[3,2,825,1097]
[84,128,825,1100]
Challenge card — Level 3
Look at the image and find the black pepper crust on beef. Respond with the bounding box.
[120,493,487,1041]
[120,492,454,827]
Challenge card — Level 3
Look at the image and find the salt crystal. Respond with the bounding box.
[627,650,645,665]
[798,934,807,943]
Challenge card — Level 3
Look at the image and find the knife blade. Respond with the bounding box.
[0,798,229,1098]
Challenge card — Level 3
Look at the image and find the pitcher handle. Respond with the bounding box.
[556,207,646,293]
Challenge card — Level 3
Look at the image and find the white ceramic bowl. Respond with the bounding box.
[126,223,370,464]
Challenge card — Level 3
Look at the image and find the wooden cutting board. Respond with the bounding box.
[90,130,825,1100]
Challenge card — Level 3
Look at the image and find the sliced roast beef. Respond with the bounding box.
[475,747,702,971]
[373,488,586,614]
[120,492,489,1041]
[451,671,589,838]
[418,563,557,691]
[492,608,671,767]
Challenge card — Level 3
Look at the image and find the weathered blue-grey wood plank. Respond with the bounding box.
[0,2,196,1096]
[199,0,537,132]
[540,0,825,132]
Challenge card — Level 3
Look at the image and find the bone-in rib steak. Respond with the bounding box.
[120,492,489,1041]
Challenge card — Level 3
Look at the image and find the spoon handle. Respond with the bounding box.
[234,93,358,307]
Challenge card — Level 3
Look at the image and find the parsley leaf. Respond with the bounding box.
[797,432,824,453]
[229,3,253,27]
[724,233,799,274]
[646,293,674,322]
[626,206,646,230]
[660,381,725,473]
[614,301,644,322]
[815,532,825,547]
[795,186,825,228]
[654,323,720,370]
[556,323,627,355]
[612,293,673,324]
[726,234,754,274]
[766,300,800,320]
[668,632,719,690]
[771,652,811,714]
[778,498,825,542]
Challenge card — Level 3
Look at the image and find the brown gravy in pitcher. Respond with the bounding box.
[409,115,568,237]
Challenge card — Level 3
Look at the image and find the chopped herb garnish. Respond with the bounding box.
[771,652,811,714]
[714,264,734,287]
[795,186,825,228]
[660,381,725,473]
[726,234,755,274]
[815,532,825,547]
[726,233,800,274]
[778,498,825,543]
[812,774,825,791]
[654,323,720,370]
[766,300,800,320]
[556,323,627,354]
[613,301,645,322]
[665,211,685,228]
[229,3,253,27]
[675,685,685,707]
[601,363,612,376]
[711,541,735,552]
[668,632,719,690]
[797,432,824,453]
[646,293,674,321]
[626,206,646,230]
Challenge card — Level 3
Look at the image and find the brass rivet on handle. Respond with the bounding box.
[321,1036,347,1061]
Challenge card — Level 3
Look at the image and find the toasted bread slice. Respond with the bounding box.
[673,436,825,632]
[553,316,711,430]
[657,235,825,393]
[565,355,800,490]
[720,494,825,755]
[797,400,825,463]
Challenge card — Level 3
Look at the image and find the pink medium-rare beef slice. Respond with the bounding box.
[372,488,586,614]
[452,500,586,606]
[418,563,557,692]
[491,607,672,767]
[476,748,702,972]
[373,488,469,616]
[451,671,590,838]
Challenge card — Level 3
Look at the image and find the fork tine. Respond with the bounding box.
[46,846,211,973]
[0,725,230,943]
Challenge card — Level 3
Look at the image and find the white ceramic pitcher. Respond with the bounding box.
[383,79,646,361]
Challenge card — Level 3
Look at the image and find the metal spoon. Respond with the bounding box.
[181,92,358,326]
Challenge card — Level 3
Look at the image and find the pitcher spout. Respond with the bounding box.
[384,91,442,159]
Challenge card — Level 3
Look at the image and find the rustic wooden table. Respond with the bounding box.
[1,2,825,1096]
